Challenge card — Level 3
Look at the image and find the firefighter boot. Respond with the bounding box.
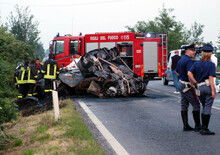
[192,111,201,132]
[200,114,215,135]
[181,111,193,131]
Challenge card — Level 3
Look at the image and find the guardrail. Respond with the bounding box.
[216,72,220,78]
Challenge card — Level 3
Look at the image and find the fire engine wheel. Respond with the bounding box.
[163,77,169,85]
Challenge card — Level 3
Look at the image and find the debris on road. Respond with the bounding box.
[58,47,146,97]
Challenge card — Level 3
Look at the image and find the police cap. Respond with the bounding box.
[201,44,214,52]
[181,44,195,51]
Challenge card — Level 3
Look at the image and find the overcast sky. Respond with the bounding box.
[0,0,220,49]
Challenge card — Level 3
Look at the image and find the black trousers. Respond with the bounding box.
[17,84,29,98]
[27,83,36,96]
[44,79,53,92]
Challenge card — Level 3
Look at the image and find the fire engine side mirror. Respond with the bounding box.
[140,43,143,47]
[49,41,53,53]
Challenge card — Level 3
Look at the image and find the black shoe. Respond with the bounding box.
[194,126,202,132]
[192,111,201,132]
[200,114,215,135]
[181,111,194,131]
[183,125,194,131]
[200,129,215,135]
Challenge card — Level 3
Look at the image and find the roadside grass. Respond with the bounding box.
[0,99,105,155]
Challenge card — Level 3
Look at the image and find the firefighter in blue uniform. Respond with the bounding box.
[188,44,216,135]
[42,53,59,93]
[176,44,201,131]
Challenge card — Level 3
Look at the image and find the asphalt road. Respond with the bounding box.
[75,80,220,155]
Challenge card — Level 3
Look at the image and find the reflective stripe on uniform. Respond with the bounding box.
[47,64,50,76]
[16,67,27,84]
[17,95,23,98]
[27,67,36,83]
[17,81,26,84]
[44,64,57,79]
[44,89,53,92]
[54,65,57,79]
[27,80,36,83]
[33,92,38,95]
[21,67,25,82]
[27,94,33,96]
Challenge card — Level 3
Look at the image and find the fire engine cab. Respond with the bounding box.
[50,32,167,81]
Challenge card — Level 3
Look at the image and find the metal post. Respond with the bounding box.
[52,80,60,121]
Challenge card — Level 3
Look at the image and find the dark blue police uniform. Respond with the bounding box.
[190,61,216,115]
[176,54,200,112]
[175,44,201,131]
[189,43,216,135]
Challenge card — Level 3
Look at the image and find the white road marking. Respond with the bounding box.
[212,106,220,110]
[147,88,161,93]
[149,88,220,111]
[78,101,129,155]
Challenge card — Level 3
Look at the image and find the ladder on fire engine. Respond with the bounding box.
[160,34,167,71]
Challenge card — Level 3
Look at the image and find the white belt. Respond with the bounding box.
[179,80,191,85]
[179,80,192,93]
[197,79,209,87]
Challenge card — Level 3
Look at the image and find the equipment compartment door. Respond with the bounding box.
[86,43,98,52]
[143,42,158,73]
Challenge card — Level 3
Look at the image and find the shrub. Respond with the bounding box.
[0,98,17,127]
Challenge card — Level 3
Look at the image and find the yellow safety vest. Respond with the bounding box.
[16,67,27,84]
[43,64,59,79]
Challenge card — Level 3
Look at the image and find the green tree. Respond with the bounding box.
[126,7,204,52]
[216,33,220,69]
[0,27,34,129]
[7,5,44,59]
[217,33,220,50]
[8,5,40,45]
[183,22,204,44]
[126,7,186,51]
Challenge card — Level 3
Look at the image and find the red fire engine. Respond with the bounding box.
[50,32,167,81]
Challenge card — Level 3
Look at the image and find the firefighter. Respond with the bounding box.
[188,44,216,135]
[176,44,201,132]
[14,61,29,99]
[26,60,38,97]
[34,58,44,99]
[42,53,59,93]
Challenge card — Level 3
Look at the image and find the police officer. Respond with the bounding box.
[176,44,201,131]
[42,53,59,93]
[14,61,29,99]
[188,44,216,135]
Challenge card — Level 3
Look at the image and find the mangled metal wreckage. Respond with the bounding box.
[58,47,146,97]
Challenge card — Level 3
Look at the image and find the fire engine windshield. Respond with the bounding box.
[53,40,64,55]
[70,40,79,55]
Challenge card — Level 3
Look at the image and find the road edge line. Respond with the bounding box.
[78,101,129,155]
[212,106,220,110]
